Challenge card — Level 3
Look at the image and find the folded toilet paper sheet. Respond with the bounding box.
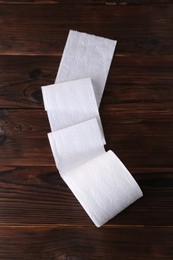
[48,118,105,174]
[41,78,105,142]
[41,30,143,227]
[55,30,117,106]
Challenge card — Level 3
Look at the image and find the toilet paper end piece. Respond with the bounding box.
[55,30,117,106]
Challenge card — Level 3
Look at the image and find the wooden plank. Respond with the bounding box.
[0,55,173,108]
[0,166,172,225]
[121,0,173,4]
[0,0,172,4]
[108,0,173,4]
[0,4,173,55]
[0,0,105,4]
[0,107,173,170]
[0,226,172,259]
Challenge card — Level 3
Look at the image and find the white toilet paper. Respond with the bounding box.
[41,30,143,227]
[41,78,105,143]
[55,30,117,106]
[63,150,143,227]
[48,118,105,174]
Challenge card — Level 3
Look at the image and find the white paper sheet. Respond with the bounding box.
[41,78,105,143]
[63,150,143,227]
[55,30,117,106]
[48,118,105,174]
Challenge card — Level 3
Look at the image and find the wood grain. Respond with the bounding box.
[0,4,173,55]
[0,0,172,4]
[0,226,172,260]
[0,166,172,226]
[1,108,173,171]
[0,109,53,166]
[0,1,173,259]
[0,0,105,4]
[0,55,173,108]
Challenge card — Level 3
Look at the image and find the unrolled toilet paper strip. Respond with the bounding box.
[41,78,105,143]
[48,118,105,174]
[62,150,143,227]
[55,30,117,106]
[41,30,143,227]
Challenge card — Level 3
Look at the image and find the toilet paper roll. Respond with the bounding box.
[62,150,143,227]
[41,78,105,143]
[41,30,143,227]
[48,118,105,174]
[55,30,117,106]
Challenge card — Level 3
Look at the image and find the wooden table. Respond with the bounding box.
[0,1,173,259]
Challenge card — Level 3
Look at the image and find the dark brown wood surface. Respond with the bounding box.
[0,1,173,259]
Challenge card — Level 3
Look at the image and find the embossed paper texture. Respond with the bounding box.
[42,78,105,142]
[55,30,117,107]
